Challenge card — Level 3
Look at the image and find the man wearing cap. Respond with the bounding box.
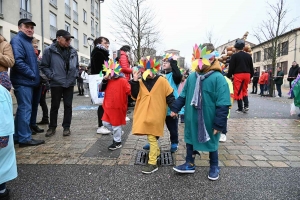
[10,18,45,147]
[41,30,79,137]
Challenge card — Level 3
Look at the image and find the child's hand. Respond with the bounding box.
[170,112,178,118]
[0,136,9,148]
[172,55,178,61]
[213,129,220,135]
[133,70,140,81]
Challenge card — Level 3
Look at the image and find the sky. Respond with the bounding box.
[100,0,299,64]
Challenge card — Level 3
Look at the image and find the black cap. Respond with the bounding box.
[18,18,36,26]
[56,29,74,39]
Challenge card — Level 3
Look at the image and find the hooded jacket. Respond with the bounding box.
[10,31,40,87]
[90,46,109,75]
[0,35,14,72]
[40,41,79,87]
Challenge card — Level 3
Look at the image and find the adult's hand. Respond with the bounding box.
[133,70,140,81]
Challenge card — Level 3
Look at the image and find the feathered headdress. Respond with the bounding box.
[162,53,173,61]
[102,59,122,77]
[136,56,161,80]
[191,44,218,71]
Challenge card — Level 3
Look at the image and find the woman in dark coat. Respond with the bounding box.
[90,37,111,134]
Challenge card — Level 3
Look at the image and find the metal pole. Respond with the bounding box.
[99,2,101,36]
[41,0,44,51]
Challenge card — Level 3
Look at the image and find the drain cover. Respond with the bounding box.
[135,150,174,166]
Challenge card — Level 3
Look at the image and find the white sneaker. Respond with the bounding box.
[125,116,130,122]
[85,95,89,97]
[219,134,227,142]
[96,126,111,134]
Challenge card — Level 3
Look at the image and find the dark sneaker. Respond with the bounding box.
[142,164,158,174]
[63,128,71,137]
[143,143,150,150]
[244,107,249,112]
[30,125,44,133]
[37,119,49,125]
[19,139,45,148]
[170,143,178,153]
[173,162,195,173]
[108,141,122,150]
[0,189,10,200]
[208,166,220,181]
[45,128,56,137]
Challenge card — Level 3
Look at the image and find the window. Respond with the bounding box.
[73,27,79,50]
[95,1,99,19]
[91,18,94,36]
[277,61,288,75]
[253,51,261,63]
[50,12,57,39]
[49,0,57,7]
[21,0,30,12]
[65,22,70,32]
[277,43,280,57]
[0,0,3,17]
[83,10,87,22]
[83,34,87,46]
[264,47,272,60]
[44,43,50,50]
[73,1,78,23]
[95,22,99,37]
[65,0,71,17]
[281,41,288,56]
[91,0,94,15]
[10,31,17,40]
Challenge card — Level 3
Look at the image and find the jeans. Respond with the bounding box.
[98,105,104,127]
[165,116,179,144]
[103,121,122,142]
[185,143,218,166]
[39,87,49,121]
[276,84,282,97]
[77,82,83,95]
[49,86,74,129]
[289,81,295,98]
[30,86,42,126]
[252,82,258,93]
[259,84,265,95]
[209,150,218,167]
[13,85,33,143]
[237,96,248,111]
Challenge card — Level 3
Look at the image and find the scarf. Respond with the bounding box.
[0,71,11,91]
[96,44,109,54]
[191,70,215,143]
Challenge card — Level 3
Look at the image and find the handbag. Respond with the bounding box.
[88,74,105,105]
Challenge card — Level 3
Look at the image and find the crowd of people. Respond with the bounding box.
[1,18,300,199]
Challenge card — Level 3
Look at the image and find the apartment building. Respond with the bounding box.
[251,28,300,87]
[0,0,104,65]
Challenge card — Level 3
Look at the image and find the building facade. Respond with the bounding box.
[164,49,185,68]
[252,28,300,87]
[216,39,256,55]
[0,0,103,66]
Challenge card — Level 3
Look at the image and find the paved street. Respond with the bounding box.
[8,85,300,199]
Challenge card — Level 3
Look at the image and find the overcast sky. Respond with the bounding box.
[100,0,299,64]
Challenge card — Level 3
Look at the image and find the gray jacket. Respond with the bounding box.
[40,42,79,88]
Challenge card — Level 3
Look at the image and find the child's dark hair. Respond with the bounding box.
[93,37,109,46]
[120,45,131,52]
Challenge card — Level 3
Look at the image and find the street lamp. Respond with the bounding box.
[87,37,94,59]
[99,0,104,36]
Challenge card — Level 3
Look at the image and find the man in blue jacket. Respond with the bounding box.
[10,18,45,147]
[41,30,79,137]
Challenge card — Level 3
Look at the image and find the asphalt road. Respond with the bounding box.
[8,165,300,200]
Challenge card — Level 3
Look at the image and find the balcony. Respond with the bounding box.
[50,25,57,39]
[20,8,32,20]
[95,9,99,19]
[91,27,95,36]
[49,0,57,7]
[65,3,71,18]
[73,38,79,50]
[73,10,78,23]
[91,4,94,15]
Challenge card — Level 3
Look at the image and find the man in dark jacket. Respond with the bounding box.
[274,67,284,97]
[287,61,299,99]
[10,18,45,147]
[251,68,259,94]
[41,30,79,137]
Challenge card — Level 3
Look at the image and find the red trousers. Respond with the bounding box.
[233,73,250,100]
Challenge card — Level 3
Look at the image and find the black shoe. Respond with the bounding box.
[250,92,254,94]
[45,128,56,137]
[108,141,122,150]
[30,125,44,133]
[77,93,81,96]
[288,97,293,99]
[0,189,10,200]
[128,102,135,107]
[63,128,71,137]
[30,127,37,135]
[19,139,45,147]
[36,119,49,125]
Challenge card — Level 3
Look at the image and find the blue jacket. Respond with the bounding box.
[10,31,40,87]
[40,41,79,88]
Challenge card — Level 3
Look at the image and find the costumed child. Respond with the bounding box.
[99,59,131,150]
[170,43,231,181]
[142,54,182,153]
[130,57,175,174]
[219,64,234,142]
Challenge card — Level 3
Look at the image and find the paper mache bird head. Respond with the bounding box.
[191,44,219,71]
[102,59,122,78]
[133,56,161,80]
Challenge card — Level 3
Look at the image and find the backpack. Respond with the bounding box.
[115,50,121,62]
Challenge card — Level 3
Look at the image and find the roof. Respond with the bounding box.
[165,49,180,52]
[252,27,300,48]
[216,38,256,49]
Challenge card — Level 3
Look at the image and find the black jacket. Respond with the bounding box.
[252,71,259,83]
[227,51,254,78]
[90,47,109,75]
[287,64,299,82]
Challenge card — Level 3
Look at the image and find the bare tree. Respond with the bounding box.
[204,28,220,47]
[109,0,160,63]
[253,0,296,96]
